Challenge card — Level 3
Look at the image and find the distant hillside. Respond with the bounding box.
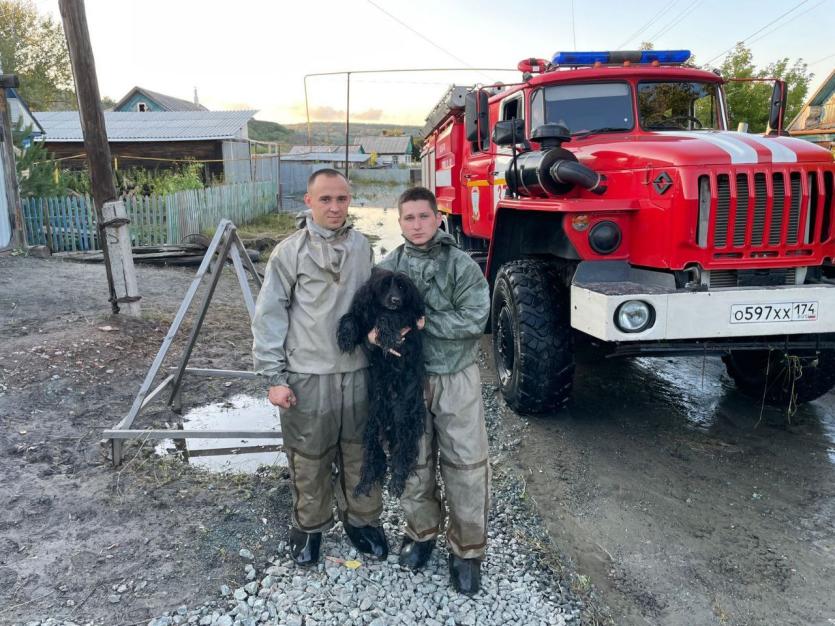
[248,119,298,144]
[284,122,422,146]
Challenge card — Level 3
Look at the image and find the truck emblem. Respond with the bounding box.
[653,172,673,194]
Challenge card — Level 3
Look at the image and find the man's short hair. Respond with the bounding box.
[307,168,349,190]
[397,186,438,214]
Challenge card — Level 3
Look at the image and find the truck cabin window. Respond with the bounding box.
[531,83,633,137]
[638,81,721,130]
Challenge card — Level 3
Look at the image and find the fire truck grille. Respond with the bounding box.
[709,268,796,288]
[698,169,835,257]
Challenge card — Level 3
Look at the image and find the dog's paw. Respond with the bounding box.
[337,315,358,352]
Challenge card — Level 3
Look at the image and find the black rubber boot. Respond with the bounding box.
[289,528,321,567]
[398,536,435,571]
[343,521,389,560]
[448,554,481,595]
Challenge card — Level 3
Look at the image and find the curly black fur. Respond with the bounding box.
[337,268,426,498]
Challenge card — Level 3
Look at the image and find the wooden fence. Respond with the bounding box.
[21,180,278,252]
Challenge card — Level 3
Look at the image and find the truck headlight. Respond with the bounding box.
[615,300,655,333]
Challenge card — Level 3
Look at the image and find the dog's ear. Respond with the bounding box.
[347,278,378,335]
[397,273,425,319]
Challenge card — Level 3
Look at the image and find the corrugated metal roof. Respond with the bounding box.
[35,110,256,142]
[355,135,413,155]
[281,152,370,163]
[114,86,208,112]
[287,145,364,155]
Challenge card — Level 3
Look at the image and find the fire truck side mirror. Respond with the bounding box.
[766,80,787,136]
[465,90,490,147]
[493,118,526,146]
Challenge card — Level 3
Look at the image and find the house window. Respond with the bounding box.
[391,155,398,165]
[137,102,148,112]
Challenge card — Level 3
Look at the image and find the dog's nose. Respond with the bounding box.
[390,296,401,306]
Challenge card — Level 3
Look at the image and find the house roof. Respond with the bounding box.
[35,110,256,142]
[281,152,370,163]
[354,135,413,155]
[8,88,45,137]
[788,68,835,133]
[287,145,364,155]
[114,86,208,112]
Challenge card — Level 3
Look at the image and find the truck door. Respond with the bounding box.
[461,90,493,240]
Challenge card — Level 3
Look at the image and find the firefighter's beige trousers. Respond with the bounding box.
[401,363,490,560]
[281,370,383,532]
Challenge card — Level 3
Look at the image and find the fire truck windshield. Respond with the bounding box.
[638,81,722,131]
[531,82,634,136]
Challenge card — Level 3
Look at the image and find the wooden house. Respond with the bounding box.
[788,69,835,151]
[113,86,207,113]
[34,110,256,181]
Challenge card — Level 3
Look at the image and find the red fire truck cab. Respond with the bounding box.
[420,50,835,414]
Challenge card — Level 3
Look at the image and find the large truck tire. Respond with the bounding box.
[722,343,835,407]
[491,260,574,414]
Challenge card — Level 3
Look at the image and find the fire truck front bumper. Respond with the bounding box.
[570,262,835,342]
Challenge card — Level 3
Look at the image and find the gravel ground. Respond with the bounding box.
[12,383,588,626]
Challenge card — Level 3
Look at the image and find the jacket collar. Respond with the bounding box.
[296,210,353,240]
[403,229,458,256]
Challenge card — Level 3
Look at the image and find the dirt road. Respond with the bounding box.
[493,344,835,625]
[3,244,835,625]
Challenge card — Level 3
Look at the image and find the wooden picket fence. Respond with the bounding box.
[21,180,279,253]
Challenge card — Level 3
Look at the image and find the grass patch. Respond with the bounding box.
[236,212,299,240]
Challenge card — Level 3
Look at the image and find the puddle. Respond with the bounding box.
[349,206,403,259]
[632,356,727,431]
[156,394,286,473]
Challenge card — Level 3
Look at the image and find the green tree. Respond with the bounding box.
[12,120,64,197]
[719,43,811,133]
[0,0,76,110]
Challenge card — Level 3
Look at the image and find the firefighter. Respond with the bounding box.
[252,168,388,566]
[375,186,491,595]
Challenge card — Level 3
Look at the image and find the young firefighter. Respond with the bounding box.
[251,169,388,567]
[376,186,491,594]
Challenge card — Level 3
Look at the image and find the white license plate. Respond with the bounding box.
[730,301,819,324]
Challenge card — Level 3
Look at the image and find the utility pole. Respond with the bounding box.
[0,68,26,249]
[59,0,140,316]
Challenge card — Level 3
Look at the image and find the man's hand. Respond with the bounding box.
[268,385,297,409]
[367,326,412,357]
[416,316,425,330]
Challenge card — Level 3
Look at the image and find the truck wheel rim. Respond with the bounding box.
[496,305,515,386]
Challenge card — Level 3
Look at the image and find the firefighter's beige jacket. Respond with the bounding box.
[251,213,372,387]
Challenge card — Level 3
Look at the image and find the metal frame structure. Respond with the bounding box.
[104,219,282,466]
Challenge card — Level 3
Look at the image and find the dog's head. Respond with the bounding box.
[369,269,422,313]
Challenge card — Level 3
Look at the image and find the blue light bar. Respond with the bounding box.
[552,50,691,65]
[640,50,691,64]
[552,51,610,65]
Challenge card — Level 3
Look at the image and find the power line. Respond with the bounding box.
[615,0,683,50]
[808,51,835,66]
[570,0,577,50]
[704,0,811,65]
[364,0,492,81]
[647,0,705,42]
[747,0,828,46]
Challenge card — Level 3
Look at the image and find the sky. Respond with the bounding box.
[35,0,835,127]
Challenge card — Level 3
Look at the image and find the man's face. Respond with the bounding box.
[399,199,442,247]
[304,174,351,230]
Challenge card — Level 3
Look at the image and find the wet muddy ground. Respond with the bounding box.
[493,347,835,625]
[2,203,835,624]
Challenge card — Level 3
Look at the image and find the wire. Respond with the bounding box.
[615,0,682,50]
[747,0,828,46]
[704,0,811,65]
[808,51,835,66]
[570,0,577,50]
[364,0,492,81]
[647,0,705,42]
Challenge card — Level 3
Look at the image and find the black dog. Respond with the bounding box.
[337,269,426,498]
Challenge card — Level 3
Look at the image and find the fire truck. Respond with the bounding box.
[420,49,835,414]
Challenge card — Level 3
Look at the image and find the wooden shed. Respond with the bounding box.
[34,110,256,181]
[788,68,835,151]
